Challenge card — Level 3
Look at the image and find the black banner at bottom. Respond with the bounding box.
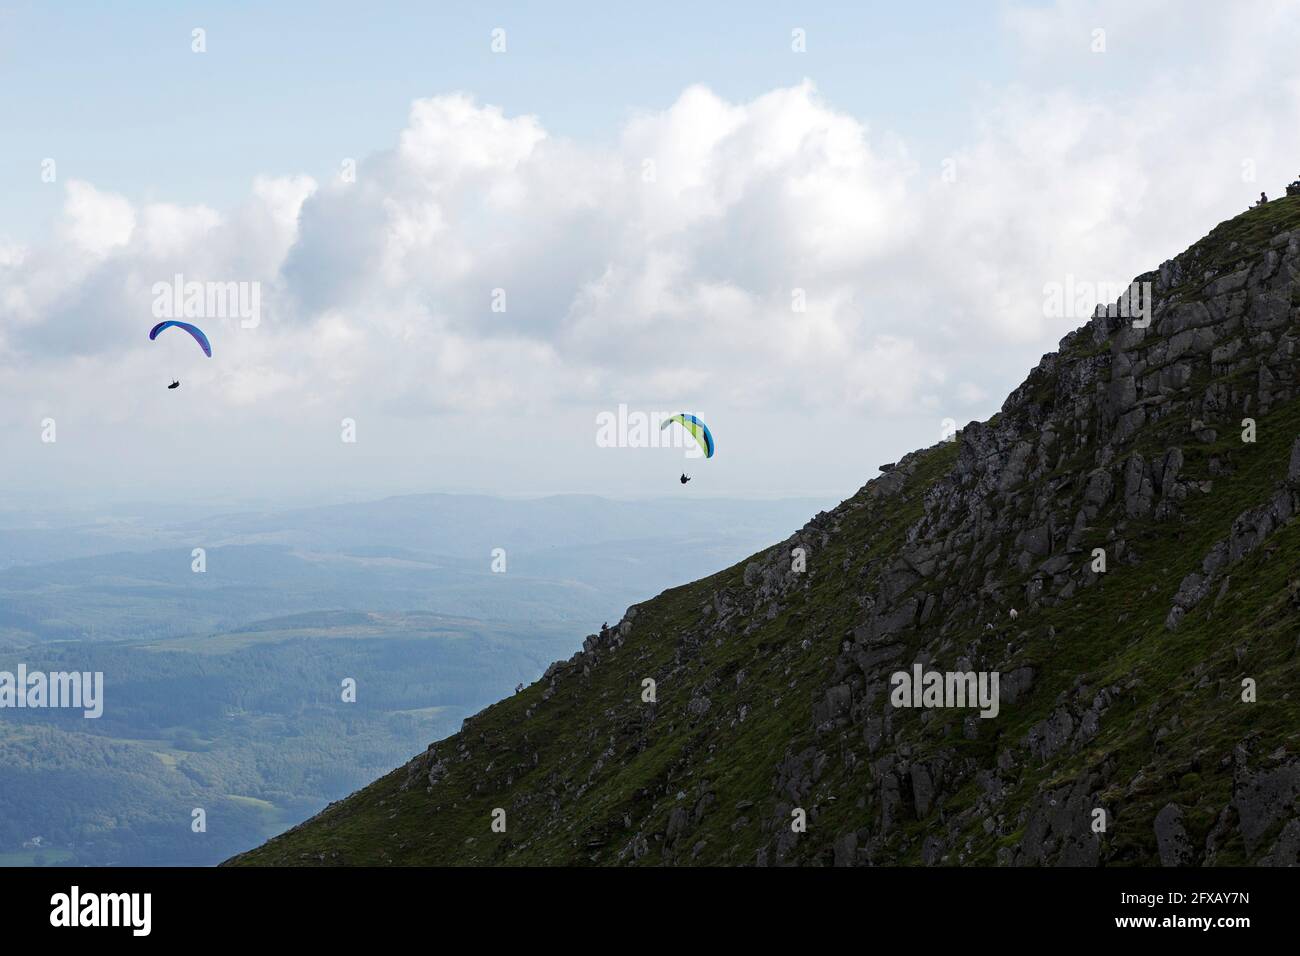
[0,865,1287,942]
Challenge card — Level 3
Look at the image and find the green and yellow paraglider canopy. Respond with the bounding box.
[661,413,715,458]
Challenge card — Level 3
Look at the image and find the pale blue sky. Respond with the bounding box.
[3,1,1298,510]
[2,1,1024,238]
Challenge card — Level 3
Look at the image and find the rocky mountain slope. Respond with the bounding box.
[228,196,1300,866]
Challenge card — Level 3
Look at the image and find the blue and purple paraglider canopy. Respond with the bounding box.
[149,321,212,357]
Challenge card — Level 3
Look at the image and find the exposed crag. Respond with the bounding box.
[228,196,1300,867]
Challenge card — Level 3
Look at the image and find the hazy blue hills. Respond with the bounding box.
[0,491,831,866]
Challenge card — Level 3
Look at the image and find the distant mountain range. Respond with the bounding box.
[0,493,831,645]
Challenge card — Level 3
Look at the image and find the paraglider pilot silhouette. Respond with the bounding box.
[680,473,691,485]
[168,380,180,390]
